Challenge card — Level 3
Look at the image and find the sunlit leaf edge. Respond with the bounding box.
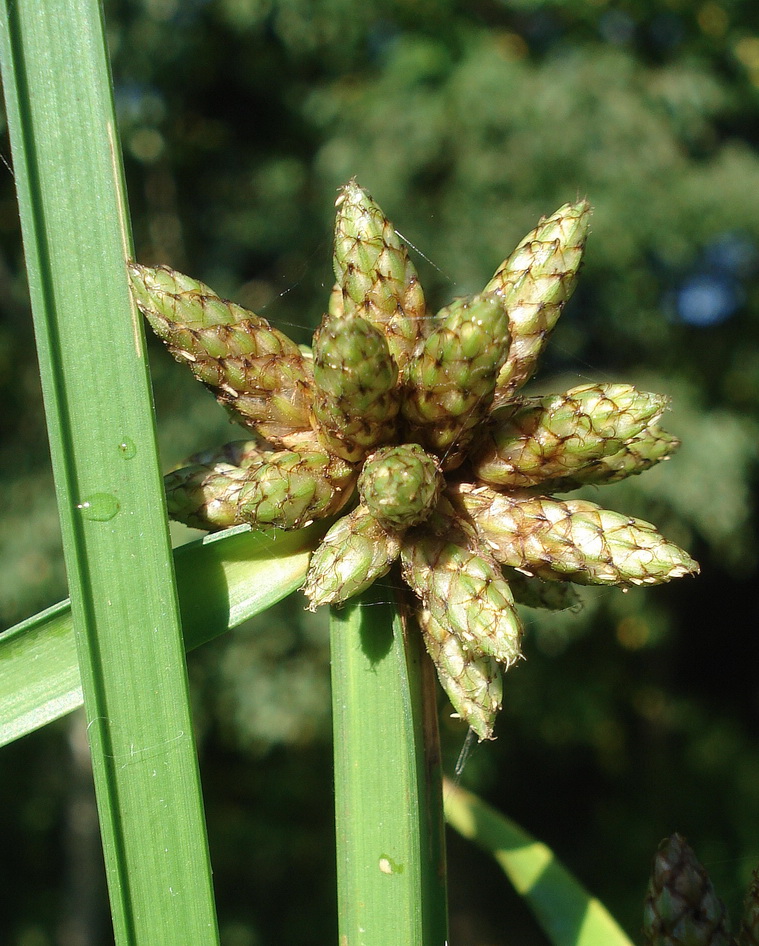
[444,778,634,946]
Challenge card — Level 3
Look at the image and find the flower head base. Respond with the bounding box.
[130,179,698,741]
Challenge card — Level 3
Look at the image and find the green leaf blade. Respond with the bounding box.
[444,779,634,946]
[0,599,81,745]
[0,523,326,746]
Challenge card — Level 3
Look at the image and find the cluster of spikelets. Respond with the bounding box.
[129,180,698,741]
[643,833,759,946]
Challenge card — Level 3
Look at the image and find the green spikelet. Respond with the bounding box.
[163,438,276,530]
[540,425,680,492]
[165,446,356,531]
[402,294,510,468]
[418,608,502,741]
[505,569,582,611]
[303,505,402,608]
[165,463,251,531]
[129,263,314,447]
[333,179,426,371]
[235,450,356,530]
[473,384,669,488]
[738,868,759,946]
[400,503,523,666]
[643,834,730,946]
[358,444,443,529]
[484,200,591,400]
[454,483,699,587]
[311,313,399,462]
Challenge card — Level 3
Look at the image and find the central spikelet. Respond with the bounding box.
[131,179,699,741]
[358,445,443,529]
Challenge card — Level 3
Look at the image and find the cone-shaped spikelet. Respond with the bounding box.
[643,834,730,946]
[303,505,402,608]
[163,439,269,529]
[165,446,356,531]
[418,608,502,741]
[738,869,759,946]
[402,294,510,468]
[542,425,680,492]
[311,313,399,461]
[129,263,314,447]
[400,502,523,666]
[472,384,669,488]
[333,179,426,372]
[454,483,699,586]
[484,200,591,400]
[165,463,252,531]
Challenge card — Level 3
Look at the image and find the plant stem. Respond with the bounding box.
[330,581,448,945]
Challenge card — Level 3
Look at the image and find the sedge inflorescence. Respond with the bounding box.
[130,180,698,740]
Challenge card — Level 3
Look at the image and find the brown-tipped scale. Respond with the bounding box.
[165,447,356,532]
[303,505,402,609]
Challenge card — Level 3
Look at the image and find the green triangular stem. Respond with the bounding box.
[330,582,449,944]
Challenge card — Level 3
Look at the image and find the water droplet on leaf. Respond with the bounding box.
[118,437,137,459]
[77,493,120,521]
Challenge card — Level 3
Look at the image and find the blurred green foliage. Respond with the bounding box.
[2,0,759,943]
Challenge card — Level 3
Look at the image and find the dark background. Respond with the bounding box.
[1,1,758,943]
